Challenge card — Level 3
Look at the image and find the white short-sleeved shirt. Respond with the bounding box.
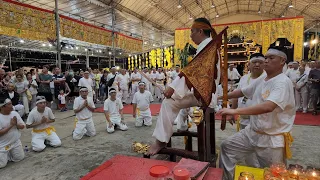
[78,77,93,92]
[296,73,308,88]
[241,73,295,148]
[132,91,154,110]
[285,68,300,82]
[117,74,129,90]
[103,98,123,118]
[130,72,142,84]
[156,72,165,83]
[149,72,158,80]
[237,72,267,125]
[26,107,55,130]
[73,96,95,120]
[170,71,179,81]
[107,73,118,87]
[0,111,25,148]
[228,68,241,80]
[58,94,67,104]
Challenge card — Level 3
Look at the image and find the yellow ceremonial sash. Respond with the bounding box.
[236,116,241,132]
[74,117,78,129]
[32,126,56,135]
[136,108,141,116]
[255,131,294,159]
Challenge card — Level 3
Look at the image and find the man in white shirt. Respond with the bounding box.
[295,66,309,113]
[26,96,61,151]
[155,68,166,101]
[147,17,220,155]
[117,69,129,104]
[78,71,94,98]
[107,66,119,91]
[286,61,300,82]
[231,53,266,130]
[218,46,295,180]
[0,98,25,168]
[130,68,142,101]
[228,64,241,83]
[133,82,154,127]
[73,87,96,140]
[104,88,128,133]
[141,67,150,91]
[149,68,158,97]
[170,65,180,84]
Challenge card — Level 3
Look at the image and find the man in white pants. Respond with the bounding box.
[217,46,295,180]
[104,88,128,133]
[133,82,154,127]
[118,69,129,104]
[26,96,61,152]
[0,98,25,168]
[155,68,166,101]
[231,53,266,130]
[147,17,221,155]
[149,68,158,97]
[78,71,94,98]
[141,67,150,91]
[295,66,309,113]
[73,87,96,140]
[130,68,142,102]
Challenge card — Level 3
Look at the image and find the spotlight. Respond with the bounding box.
[177,4,181,8]
[49,44,52,47]
[303,42,308,46]
[216,14,219,18]
[211,3,215,8]
[119,52,122,55]
[75,46,79,50]
[20,40,24,43]
[42,44,46,47]
[109,52,112,55]
[99,50,102,53]
[84,48,88,51]
[66,46,69,49]
[144,41,148,45]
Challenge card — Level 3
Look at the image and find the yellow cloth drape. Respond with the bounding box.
[32,126,56,135]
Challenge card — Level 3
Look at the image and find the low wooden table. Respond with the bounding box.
[81,155,223,180]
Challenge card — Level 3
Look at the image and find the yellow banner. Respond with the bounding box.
[0,0,143,52]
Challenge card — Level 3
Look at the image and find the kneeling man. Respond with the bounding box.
[0,98,25,168]
[104,88,128,133]
[26,96,61,152]
[73,87,96,140]
[133,82,154,127]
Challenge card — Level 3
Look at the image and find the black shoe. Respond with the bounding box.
[312,111,318,116]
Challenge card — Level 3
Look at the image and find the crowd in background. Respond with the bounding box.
[0,59,318,121]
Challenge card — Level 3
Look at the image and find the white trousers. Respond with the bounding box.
[21,95,29,114]
[135,108,152,127]
[174,109,189,131]
[152,93,201,143]
[295,86,308,111]
[155,83,165,99]
[219,128,284,180]
[120,88,129,103]
[0,140,24,168]
[106,116,128,133]
[13,104,25,118]
[131,83,139,97]
[150,84,155,96]
[73,118,96,140]
[31,131,61,152]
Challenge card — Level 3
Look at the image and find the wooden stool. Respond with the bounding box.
[144,108,217,167]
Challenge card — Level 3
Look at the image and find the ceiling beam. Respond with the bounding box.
[298,0,318,16]
[224,0,229,14]
[279,1,291,17]
[195,0,210,20]
[305,19,320,31]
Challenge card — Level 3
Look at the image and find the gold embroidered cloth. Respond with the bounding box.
[179,28,227,107]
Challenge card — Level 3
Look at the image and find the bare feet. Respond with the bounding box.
[146,140,166,156]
